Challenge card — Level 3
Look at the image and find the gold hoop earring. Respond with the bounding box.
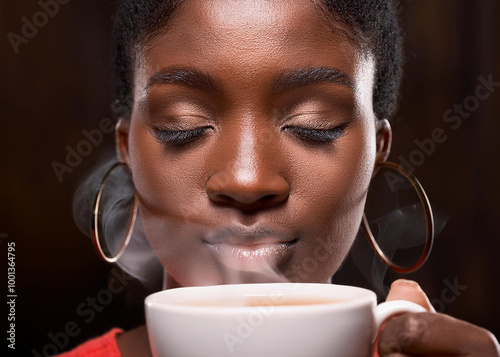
[362,161,434,273]
[91,162,138,263]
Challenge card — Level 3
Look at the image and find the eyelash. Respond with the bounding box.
[152,126,213,145]
[283,125,347,144]
[152,125,346,146]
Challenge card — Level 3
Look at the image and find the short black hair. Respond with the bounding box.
[112,0,402,120]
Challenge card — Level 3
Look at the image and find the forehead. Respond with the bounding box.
[172,0,347,43]
[134,0,373,103]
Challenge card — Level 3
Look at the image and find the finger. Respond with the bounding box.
[386,279,435,312]
[378,311,499,356]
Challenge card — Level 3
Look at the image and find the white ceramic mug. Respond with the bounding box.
[145,283,426,357]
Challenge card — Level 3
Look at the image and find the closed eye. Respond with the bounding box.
[151,126,213,145]
[283,125,346,144]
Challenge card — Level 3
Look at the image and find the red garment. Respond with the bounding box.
[56,327,378,356]
[56,329,123,357]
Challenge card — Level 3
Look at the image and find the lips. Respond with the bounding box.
[203,224,297,276]
[203,224,296,245]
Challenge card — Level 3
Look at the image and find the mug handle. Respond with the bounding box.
[374,300,428,337]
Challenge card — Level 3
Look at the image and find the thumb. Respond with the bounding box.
[386,279,436,312]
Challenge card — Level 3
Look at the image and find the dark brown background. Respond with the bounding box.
[1,1,499,356]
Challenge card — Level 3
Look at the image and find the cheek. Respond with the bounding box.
[128,120,203,212]
[290,127,375,224]
[126,121,202,246]
[286,125,376,279]
[127,124,224,285]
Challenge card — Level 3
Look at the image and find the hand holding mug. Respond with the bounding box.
[377,279,500,357]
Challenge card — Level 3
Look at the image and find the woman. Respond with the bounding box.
[63,0,500,356]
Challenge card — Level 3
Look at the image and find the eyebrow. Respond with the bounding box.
[272,67,354,93]
[147,67,219,92]
[146,66,354,94]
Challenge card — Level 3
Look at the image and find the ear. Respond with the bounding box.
[115,118,131,165]
[374,119,392,166]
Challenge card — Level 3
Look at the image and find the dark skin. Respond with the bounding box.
[115,1,500,356]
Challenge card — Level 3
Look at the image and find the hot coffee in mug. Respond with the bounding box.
[145,283,426,357]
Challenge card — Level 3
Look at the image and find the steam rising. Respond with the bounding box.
[214,247,290,285]
[73,160,446,292]
[348,164,448,295]
[73,160,163,289]
[72,160,286,288]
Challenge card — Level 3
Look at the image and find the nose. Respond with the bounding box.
[205,126,290,212]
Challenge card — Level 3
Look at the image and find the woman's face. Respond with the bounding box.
[117,0,391,286]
